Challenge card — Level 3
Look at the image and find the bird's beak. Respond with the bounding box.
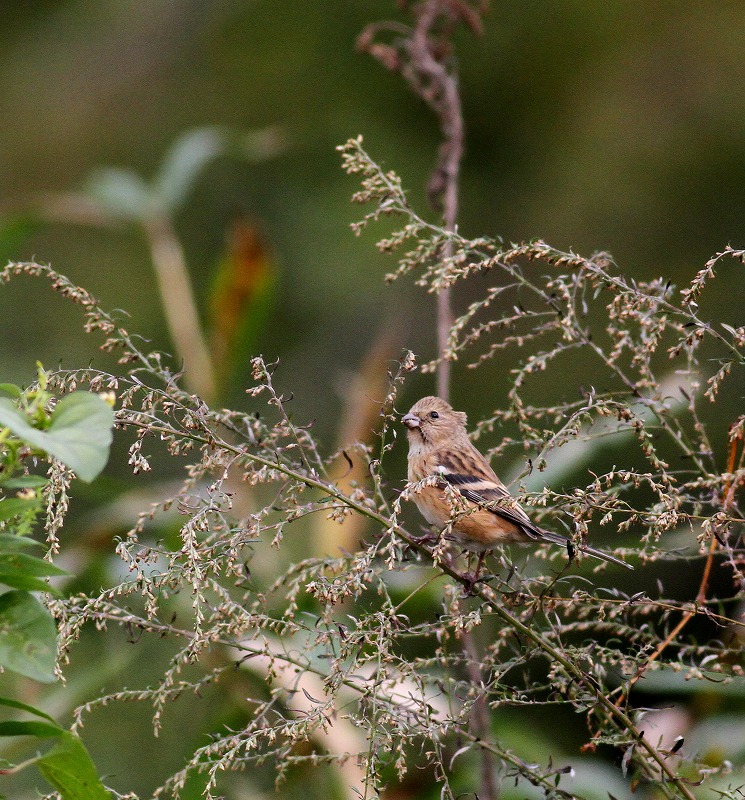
[402,412,421,429]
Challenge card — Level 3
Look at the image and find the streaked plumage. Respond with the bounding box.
[402,396,631,570]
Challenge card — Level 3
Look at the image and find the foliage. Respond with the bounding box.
[0,369,114,797]
[83,127,283,222]
[0,698,111,800]
[0,367,114,681]
[0,129,743,797]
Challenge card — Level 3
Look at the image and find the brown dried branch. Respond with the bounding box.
[615,425,744,707]
[358,0,487,401]
[359,7,495,797]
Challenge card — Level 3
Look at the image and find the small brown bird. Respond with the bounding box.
[402,396,631,574]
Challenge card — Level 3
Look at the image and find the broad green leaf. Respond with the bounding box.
[0,401,32,437]
[0,720,62,738]
[0,591,57,682]
[0,575,60,595]
[0,552,66,593]
[154,127,226,212]
[37,731,112,800]
[83,167,153,219]
[0,384,21,399]
[0,534,41,550]
[0,399,50,459]
[44,394,115,482]
[0,700,109,799]
[0,694,59,723]
[0,393,114,483]
[0,552,67,577]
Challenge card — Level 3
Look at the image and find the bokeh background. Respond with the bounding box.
[1,2,745,798]
[2,1,744,418]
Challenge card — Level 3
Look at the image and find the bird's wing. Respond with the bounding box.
[433,447,632,568]
[435,447,544,539]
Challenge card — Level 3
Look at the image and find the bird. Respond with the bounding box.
[401,395,632,578]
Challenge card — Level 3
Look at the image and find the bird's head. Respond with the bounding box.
[401,396,468,449]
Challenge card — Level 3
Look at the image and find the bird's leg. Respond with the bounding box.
[460,550,488,596]
[408,525,441,546]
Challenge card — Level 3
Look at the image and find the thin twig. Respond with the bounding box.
[120,413,698,799]
[615,428,742,706]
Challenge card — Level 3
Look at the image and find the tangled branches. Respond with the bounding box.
[2,141,745,798]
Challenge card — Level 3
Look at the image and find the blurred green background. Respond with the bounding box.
[1,2,745,798]
[2,0,744,424]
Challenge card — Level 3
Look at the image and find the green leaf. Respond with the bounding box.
[37,731,112,800]
[0,533,41,550]
[0,720,62,738]
[83,167,153,219]
[3,475,49,489]
[154,127,226,212]
[0,497,41,522]
[0,694,59,723]
[0,575,60,595]
[0,700,110,799]
[0,552,67,578]
[0,552,66,593]
[0,400,48,445]
[0,392,114,482]
[0,384,22,399]
[0,591,57,682]
[44,394,115,482]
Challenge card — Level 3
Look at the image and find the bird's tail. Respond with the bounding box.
[538,529,633,570]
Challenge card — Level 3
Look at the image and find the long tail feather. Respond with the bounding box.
[538,529,633,570]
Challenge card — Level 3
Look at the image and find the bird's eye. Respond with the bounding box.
[429,411,439,419]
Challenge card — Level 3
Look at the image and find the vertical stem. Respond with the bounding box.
[461,620,499,800]
[437,286,452,400]
[407,0,464,402]
[143,214,216,401]
[437,128,458,402]
[412,4,493,795]
[359,5,492,795]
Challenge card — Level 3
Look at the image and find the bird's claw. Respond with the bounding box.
[460,570,494,596]
[408,531,439,547]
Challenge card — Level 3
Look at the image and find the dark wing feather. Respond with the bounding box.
[458,485,544,539]
[437,467,544,540]
[439,473,632,569]
[435,447,633,569]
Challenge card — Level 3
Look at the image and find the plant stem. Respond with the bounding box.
[437,285,453,401]
[143,214,216,402]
